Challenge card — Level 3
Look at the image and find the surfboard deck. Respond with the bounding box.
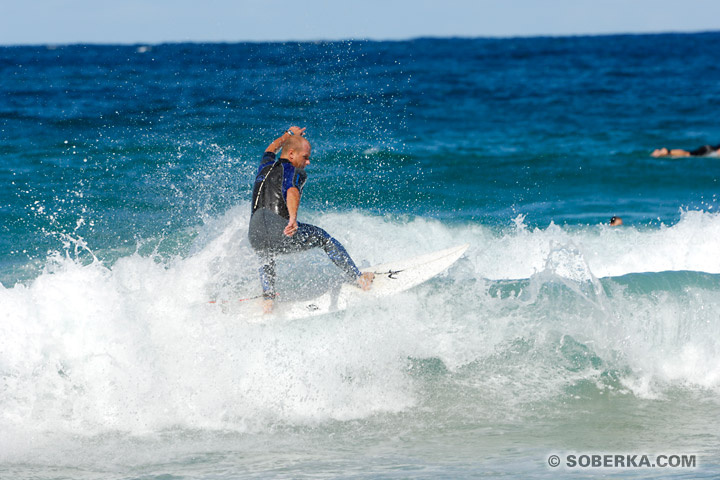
[216,243,469,321]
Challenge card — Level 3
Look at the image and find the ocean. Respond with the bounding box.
[1,32,720,478]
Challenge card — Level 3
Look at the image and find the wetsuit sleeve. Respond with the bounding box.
[281,164,307,200]
[294,170,307,194]
[256,151,276,175]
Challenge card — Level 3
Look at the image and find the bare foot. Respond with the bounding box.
[262,299,274,314]
[357,272,374,291]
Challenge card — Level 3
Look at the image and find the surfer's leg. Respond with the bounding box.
[249,210,286,310]
[258,253,276,300]
[288,223,364,282]
[689,144,714,156]
[357,271,374,291]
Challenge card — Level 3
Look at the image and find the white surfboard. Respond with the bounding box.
[216,244,469,321]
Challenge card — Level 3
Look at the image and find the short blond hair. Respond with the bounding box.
[283,135,310,153]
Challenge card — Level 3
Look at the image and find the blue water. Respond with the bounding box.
[2,33,720,478]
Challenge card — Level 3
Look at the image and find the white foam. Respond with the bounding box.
[464,210,720,280]
[1,206,720,455]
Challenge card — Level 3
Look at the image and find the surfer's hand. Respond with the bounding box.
[284,218,298,236]
[288,126,306,136]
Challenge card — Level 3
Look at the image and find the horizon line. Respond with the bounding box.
[2,28,719,48]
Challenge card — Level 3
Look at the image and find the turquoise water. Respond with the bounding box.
[2,34,720,478]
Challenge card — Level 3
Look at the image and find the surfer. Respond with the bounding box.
[651,143,720,157]
[609,216,623,226]
[248,126,374,313]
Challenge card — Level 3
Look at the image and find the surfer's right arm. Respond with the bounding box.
[265,126,306,153]
[283,187,300,236]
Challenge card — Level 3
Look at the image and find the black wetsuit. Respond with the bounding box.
[689,144,720,156]
[248,151,361,300]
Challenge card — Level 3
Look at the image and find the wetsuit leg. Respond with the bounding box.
[284,222,362,281]
[258,254,277,300]
[249,209,361,294]
[249,209,286,300]
[689,145,713,156]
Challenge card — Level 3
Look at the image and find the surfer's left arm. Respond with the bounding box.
[265,126,306,153]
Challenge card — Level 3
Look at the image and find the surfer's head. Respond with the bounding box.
[283,136,311,169]
[609,216,623,226]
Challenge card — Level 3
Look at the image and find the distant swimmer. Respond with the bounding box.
[248,126,374,313]
[651,143,720,157]
[609,216,623,226]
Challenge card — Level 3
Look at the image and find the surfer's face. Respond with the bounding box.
[288,142,311,169]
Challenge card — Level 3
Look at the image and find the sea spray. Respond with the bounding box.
[3,208,720,449]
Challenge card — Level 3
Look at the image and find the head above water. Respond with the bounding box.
[282,136,311,169]
[610,216,623,227]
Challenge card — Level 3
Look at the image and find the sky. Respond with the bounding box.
[1,0,720,45]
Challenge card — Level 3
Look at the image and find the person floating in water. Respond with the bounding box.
[248,126,374,313]
[609,216,623,226]
[651,143,720,157]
